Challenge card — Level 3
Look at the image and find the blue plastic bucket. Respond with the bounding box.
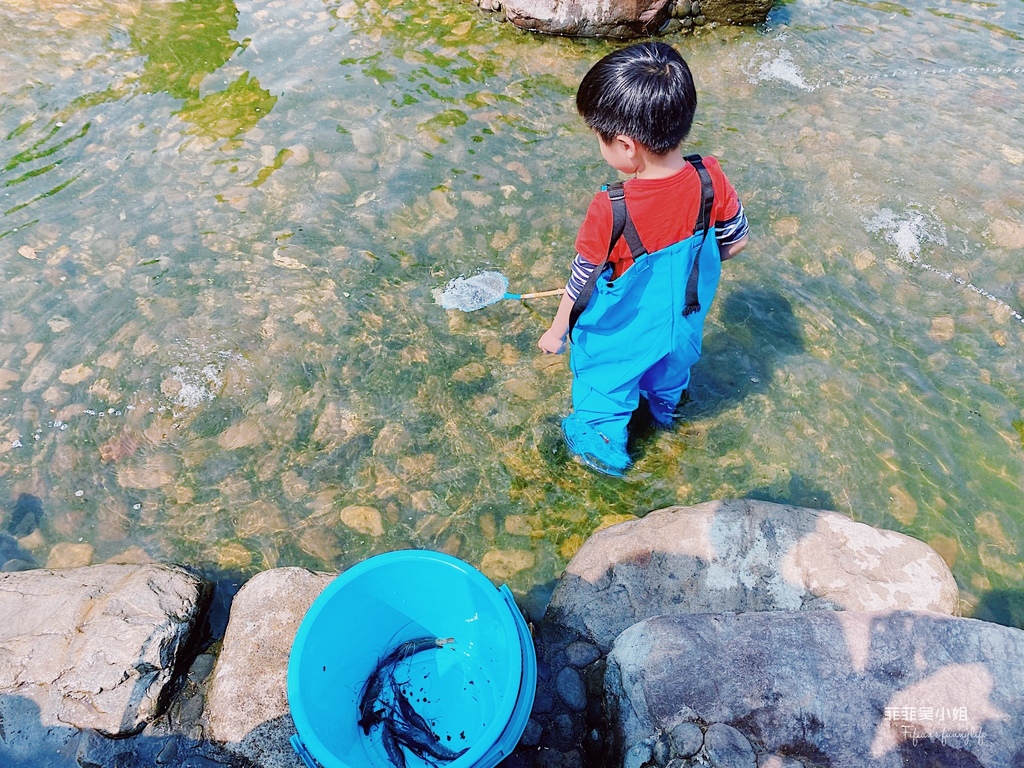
[287,550,537,768]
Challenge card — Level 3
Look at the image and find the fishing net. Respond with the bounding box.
[432,271,509,312]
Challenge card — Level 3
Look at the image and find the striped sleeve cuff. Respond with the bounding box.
[716,202,749,246]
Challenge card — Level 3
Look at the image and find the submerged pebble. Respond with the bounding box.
[340,505,384,537]
[45,542,94,569]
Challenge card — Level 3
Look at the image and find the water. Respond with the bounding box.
[1,0,1022,625]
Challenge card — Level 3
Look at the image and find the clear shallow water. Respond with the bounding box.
[1,0,1022,622]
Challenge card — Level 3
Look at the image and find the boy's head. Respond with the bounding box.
[576,42,697,156]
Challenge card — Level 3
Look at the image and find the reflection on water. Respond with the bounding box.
[1,0,1023,622]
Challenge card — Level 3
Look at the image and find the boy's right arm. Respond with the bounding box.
[538,292,576,354]
[720,234,748,261]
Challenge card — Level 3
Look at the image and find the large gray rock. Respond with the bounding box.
[606,610,1024,767]
[546,500,958,652]
[496,0,770,36]
[503,0,672,38]
[0,563,211,736]
[205,567,335,767]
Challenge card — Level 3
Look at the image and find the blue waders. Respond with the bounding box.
[562,155,721,476]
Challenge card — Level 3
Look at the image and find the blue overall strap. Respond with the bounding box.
[568,182,647,338]
[682,154,715,317]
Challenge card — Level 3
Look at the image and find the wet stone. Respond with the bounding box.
[553,713,578,747]
[187,653,217,684]
[77,730,135,768]
[701,723,756,768]
[156,738,179,765]
[521,717,543,746]
[531,685,554,714]
[340,504,384,537]
[565,640,600,668]
[556,665,588,711]
[670,721,704,758]
[176,690,206,724]
[652,733,672,766]
[625,741,654,768]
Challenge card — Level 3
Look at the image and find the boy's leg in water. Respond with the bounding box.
[563,371,640,476]
[639,348,696,428]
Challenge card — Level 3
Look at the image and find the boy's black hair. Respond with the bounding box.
[576,42,697,155]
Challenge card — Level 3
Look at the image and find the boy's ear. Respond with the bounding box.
[614,134,638,157]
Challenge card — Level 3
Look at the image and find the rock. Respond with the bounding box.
[624,740,653,768]
[503,0,672,38]
[565,641,601,668]
[480,549,535,581]
[486,0,768,35]
[216,419,265,450]
[187,652,217,684]
[311,402,363,448]
[522,718,543,746]
[606,611,1024,767]
[556,666,588,712]
[105,546,154,564]
[546,500,958,653]
[697,0,772,24]
[205,567,335,765]
[0,564,211,736]
[340,504,384,537]
[701,723,755,767]
[45,541,94,568]
[670,721,703,757]
[757,756,803,768]
[77,728,136,768]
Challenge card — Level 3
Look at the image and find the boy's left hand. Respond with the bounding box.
[538,328,567,354]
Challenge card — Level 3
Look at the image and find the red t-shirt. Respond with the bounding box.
[574,156,741,278]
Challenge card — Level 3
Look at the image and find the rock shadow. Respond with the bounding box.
[0,692,251,768]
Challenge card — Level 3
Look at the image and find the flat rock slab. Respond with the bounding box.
[606,610,1024,767]
[205,567,335,767]
[546,499,958,652]
[0,564,211,736]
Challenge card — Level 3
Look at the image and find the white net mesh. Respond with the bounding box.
[432,271,510,312]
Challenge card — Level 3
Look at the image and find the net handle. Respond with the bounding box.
[507,288,565,300]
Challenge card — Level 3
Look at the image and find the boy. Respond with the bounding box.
[538,42,748,477]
